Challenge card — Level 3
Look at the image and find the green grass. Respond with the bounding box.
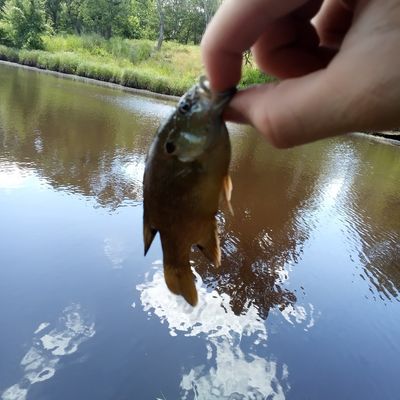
[0,34,273,96]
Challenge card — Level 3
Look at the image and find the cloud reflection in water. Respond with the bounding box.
[137,261,298,400]
[1,304,95,400]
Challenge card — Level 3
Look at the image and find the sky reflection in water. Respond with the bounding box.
[0,64,400,400]
[137,261,311,400]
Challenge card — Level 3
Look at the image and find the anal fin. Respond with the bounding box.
[197,220,221,267]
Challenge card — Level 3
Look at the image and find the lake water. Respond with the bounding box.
[0,63,399,400]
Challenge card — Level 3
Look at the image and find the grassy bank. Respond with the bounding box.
[0,34,273,96]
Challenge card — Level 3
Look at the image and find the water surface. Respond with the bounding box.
[0,64,399,400]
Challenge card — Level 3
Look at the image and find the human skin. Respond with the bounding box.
[201,0,400,148]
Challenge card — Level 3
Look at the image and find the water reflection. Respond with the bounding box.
[0,161,41,190]
[104,236,133,269]
[298,139,400,302]
[1,64,400,399]
[1,304,95,400]
[193,133,316,319]
[1,64,399,305]
[137,261,295,399]
[0,64,172,208]
[1,64,399,306]
[180,342,287,400]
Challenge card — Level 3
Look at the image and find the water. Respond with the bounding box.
[0,63,399,400]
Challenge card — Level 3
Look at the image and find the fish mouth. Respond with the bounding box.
[198,76,237,114]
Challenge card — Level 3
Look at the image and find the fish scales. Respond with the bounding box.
[143,77,235,306]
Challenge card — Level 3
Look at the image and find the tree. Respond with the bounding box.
[160,0,221,45]
[58,0,82,34]
[0,0,48,48]
[132,0,158,39]
[78,0,131,39]
[197,0,220,27]
[44,0,62,30]
[155,0,164,49]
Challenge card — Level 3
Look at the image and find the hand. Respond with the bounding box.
[201,0,400,147]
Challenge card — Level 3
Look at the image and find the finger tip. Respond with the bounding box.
[223,105,249,124]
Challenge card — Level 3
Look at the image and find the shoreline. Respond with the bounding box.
[1,59,399,146]
[0,60,179,103]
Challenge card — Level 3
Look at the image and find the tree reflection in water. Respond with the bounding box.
[1,63,399,309]
[2,64,400,399]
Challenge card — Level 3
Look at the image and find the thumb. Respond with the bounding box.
[228,70,352,148]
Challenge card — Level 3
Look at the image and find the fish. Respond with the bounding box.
[143,76,236,306]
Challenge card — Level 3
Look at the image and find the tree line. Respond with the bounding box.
[0,0,221,49]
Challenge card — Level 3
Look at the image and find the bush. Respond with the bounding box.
[57,53,80,74]
[75,61,92,78]
[120,69,140,87]
[128,39,153,63]
[74,61,121,83]
[0,44,19,62]
[1,0,48,49]
[37,52,60,70]
[18,49,41,66]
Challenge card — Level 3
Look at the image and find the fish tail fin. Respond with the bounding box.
[143,215,157,256]
[222,175,234,216]
[164,265,198,306]
[197,220,221,267]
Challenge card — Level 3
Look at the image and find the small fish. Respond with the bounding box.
[143,76,235,306]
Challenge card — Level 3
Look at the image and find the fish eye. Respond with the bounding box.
[178,100,191,114]
[165,141,176,154]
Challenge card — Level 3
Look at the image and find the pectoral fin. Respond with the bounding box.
[164,265,198,306]
[223,175,234,216]
[197,220,221,267]
[143,218,157,256]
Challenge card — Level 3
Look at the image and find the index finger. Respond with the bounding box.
[201,0,311,91]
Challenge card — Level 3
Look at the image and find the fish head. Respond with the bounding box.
[165,76,236,163]
[176,76,235,122]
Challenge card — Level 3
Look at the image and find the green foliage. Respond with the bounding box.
[0,0,275,96]
[58,0,82,34]
[43,34,153,64]
[0,43,19,60]
[131,0,157,39]
[78,0,130,39]
[241,66,276,88]
[0,0,48,48]
[160,0,220,44]
[0,35,274,96]
[0,0,222,45]
[54,52,79,73]
[76,61,122,83]
[18,48,40,65]
[44,0,62,29]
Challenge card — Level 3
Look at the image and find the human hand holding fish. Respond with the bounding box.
[201,0,400,147]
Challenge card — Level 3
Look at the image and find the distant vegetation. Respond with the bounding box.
[0,0,273,95]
